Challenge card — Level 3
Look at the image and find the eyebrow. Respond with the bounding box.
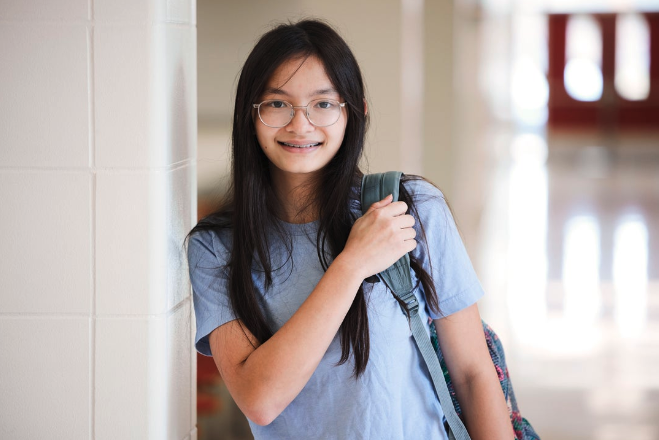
[263,87,339,97]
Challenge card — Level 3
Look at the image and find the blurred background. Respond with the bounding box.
[194,0,659,439]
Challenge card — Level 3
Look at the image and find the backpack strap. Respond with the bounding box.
[361,172,471,440]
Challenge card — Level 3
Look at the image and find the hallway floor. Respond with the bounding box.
[471,131,659,440]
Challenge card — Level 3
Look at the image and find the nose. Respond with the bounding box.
[286,106,314,134]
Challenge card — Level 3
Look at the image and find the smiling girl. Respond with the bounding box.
[187,19,514,440]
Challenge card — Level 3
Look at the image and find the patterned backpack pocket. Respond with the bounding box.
[429,320,540,440]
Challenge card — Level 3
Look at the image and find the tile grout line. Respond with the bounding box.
[87,1,96,437]
[0,19,195,27]
[0,298,191,319]
[0,314,180,319]
[0,159,195,173]
[90,173,97,440]
[88,25,95,171]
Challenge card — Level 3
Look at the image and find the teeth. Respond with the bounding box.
[281,142,320,148]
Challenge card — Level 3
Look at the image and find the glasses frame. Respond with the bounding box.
[252,99,347,128]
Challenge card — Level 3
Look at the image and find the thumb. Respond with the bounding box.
[365,194,393,213]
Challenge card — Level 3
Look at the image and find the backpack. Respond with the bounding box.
[361,171,540,440]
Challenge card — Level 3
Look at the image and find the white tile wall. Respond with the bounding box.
[191,303,198,432]
[96,306,194,440]
[95,317,152,440]
[155,23,197,166]
[2,1,196,438]
[0,171,91,314]
[0,318,89,439]
[0,0,88,21]
[167,164,195,310]
[96,170,155,314]
[96,166,193,315]
[166,0,196,24]
[94,0,195,24]
[167,299,192,440]
[94,22,196,169]
[94,24,151,168]
[94,0,153,23]
[0,24,89,168]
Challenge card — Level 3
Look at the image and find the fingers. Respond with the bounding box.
[362,195,416,241]
[367,197,409,218]
[346,195,419,277]
[404,238,418,253]
[365,198,415,231]
[388,201,409,217]
[365,194,393,214]
[394,212,415,228]
[396,221,417,255]
[394,228,417,255]
[401,225,417,241]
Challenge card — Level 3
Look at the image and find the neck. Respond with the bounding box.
[271,169,320,224]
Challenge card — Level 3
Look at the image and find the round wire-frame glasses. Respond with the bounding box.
[253,99,346,128]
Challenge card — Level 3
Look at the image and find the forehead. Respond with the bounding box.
[265,56,338,96]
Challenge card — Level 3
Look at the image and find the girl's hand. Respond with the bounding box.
[341,195,417,280]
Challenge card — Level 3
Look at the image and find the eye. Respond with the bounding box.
[265,100,288,109]
[314,100,336,110]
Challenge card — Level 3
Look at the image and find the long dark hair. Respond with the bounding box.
[189,19,440,377]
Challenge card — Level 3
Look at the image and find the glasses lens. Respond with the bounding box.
[307,99,341,127]
[259,100,293,127]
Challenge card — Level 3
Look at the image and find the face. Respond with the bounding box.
[254,56,348,185]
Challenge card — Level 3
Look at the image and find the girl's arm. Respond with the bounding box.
[433,304,515,439]
[208,196,416,426]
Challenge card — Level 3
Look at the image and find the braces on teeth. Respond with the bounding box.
[281,142,321,148]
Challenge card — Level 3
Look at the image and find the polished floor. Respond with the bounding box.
[471,131,659,440]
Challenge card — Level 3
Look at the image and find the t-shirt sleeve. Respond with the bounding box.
[187,229,237,356]
[406,179,484,319]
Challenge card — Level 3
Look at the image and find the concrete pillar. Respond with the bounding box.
[0,1,197,439]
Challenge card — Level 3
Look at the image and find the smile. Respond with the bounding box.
[278,141,322,149]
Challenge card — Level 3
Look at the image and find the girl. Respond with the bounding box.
[188,19,514,439]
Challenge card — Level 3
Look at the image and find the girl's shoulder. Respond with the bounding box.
[401,175,445,200]
[187,226,233,266]
[401,175,449,219]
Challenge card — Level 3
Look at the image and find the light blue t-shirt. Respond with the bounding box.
[188,179,484,440]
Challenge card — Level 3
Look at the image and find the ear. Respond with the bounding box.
[363,98,368,116]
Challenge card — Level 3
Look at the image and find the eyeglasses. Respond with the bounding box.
[253,99,346,128]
